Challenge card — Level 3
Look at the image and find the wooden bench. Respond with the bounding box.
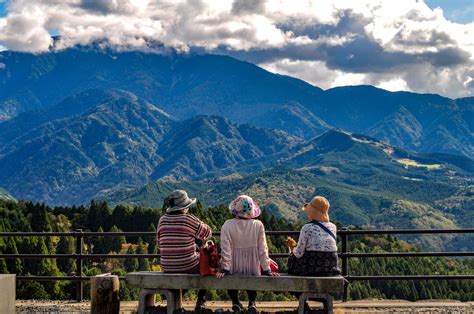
[126,272,344,314]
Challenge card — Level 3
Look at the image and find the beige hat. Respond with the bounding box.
[303,196,330,222]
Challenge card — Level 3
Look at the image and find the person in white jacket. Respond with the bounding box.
[216,195,278,313]
[287,196,340,276]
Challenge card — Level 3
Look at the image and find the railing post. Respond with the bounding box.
[341,227,348,302]
[75,229,83,302]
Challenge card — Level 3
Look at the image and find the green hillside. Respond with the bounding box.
[102,130,473,250]
[103,165,472,250]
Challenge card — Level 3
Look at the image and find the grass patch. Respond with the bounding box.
[396,158,442,170]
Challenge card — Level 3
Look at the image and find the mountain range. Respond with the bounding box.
[0,47,472,249]
[0,88,303,204]
[1,48,472,157]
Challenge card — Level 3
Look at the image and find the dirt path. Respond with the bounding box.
[16,299,474,313]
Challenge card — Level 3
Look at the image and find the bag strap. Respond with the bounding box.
[311,221,337,241]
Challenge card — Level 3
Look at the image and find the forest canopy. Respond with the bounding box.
[0,199,472,301]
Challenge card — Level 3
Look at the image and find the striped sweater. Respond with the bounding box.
[157,213,212,273]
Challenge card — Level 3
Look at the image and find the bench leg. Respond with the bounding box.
[323,294,333,313]
[165,289,184,314]
[174,289,183,310]
[298,294,306,314]
[298,293,334,314]
[138,289,152,314]
[165,292,175,314]
[137,289,177,314]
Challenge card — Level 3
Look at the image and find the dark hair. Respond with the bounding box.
[168,209,187,215]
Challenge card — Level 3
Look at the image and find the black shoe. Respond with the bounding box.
[195,300,206,311]
[232,302,243,312]
[247,302,258,313]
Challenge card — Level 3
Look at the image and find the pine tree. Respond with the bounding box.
[30,237,62,298]
[111,204,132,229]
[96,201,112,231]
[124,247,139,272]
[0,258,7,273]
[136,238,150,271]
[146,224,157,254]
[30,203,52,232]
[92,226,106,254]
[56,236,76,274]
[108,225,126,253]
[5,237,22,274]
[88,200,99,231]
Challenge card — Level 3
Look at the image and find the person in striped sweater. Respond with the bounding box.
[157,190,212,310]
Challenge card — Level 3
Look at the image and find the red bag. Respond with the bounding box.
[269,259,279,273]
[262,258,279,274]
[199,239,219,276]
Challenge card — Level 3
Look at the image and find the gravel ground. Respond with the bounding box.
[16,299,474,314]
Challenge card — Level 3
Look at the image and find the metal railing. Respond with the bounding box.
[0,228,473,302]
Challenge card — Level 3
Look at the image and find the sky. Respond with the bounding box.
[0,0,473,98]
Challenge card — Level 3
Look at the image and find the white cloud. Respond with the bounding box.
[260,58,366,89]
[376,78,409,92]
[0,0,472,97]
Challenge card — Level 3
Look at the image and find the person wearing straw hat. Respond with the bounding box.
[156,190,212,310]
[216,195,278,313]
[286,196,340,276]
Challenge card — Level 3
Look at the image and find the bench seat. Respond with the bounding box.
[126,272,344,314]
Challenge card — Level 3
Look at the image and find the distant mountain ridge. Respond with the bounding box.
[0,48,472,157]
[0,187,15,201]
[0,89,300,204]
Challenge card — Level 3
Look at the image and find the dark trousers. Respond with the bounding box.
[197,289,207,303]
[228,290,257,304]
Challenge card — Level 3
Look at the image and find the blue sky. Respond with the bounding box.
[0,2,6,17]
[425,0,474,24]
[426,0,474,24]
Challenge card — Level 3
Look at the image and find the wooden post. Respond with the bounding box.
[91,273,120,314]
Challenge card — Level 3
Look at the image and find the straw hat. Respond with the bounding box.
[165,190,197,213]
[303,196,330,222]
[229,195,261,219]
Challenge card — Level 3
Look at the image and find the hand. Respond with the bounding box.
[216,272,226,278]
[287,237,297,249]
[262,270,280,277]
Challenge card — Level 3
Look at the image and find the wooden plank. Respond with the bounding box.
[91,274,120,314]
[0,274,15,314]
[126,272,344,293]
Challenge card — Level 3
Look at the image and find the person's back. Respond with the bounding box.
[292,221,337,255]
[156,190,211,310]
[157,213,211,273]
[287,196,340,276]
[217,195,277,313]
[220,218,268,276]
